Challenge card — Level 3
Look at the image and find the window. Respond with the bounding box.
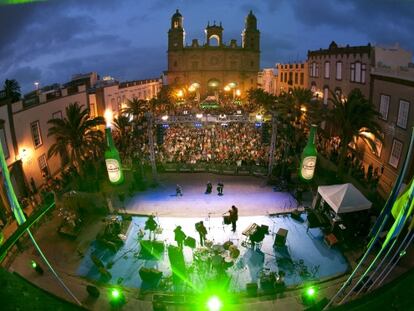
[310,62,319,77]
[351,62,366,83]
[111,98,116,111]
[0,127,9,159]
[323,87,329,105]
[38,154,49,177]
[52,111,62,119]
[379,95,390,120]
[89,103,96,117]
[397,100,410,129]
[389,139,403,168]
[31,121,42,148]
[288,72,293,84]
[374,138,383,157]
[300,73,304,85]
[280,74,283,82]
[336,61,342,80]
[295,73,298,84]
[324,61,330,78]
[284,72,287,82]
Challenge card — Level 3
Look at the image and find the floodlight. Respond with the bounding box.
[207,296,222,311]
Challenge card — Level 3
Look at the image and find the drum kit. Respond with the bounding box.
[193,240,240,274]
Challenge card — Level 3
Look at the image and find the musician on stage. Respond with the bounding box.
[195,221,208,246]
[229,205,238,232]
[205,181,212,194]
[176,184,183,196]
[174,225,186,249]
[144,215,158,240]
[217,182,224,196]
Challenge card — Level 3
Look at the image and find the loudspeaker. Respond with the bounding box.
[139,240,154,258]
[152,241,165,258]
[86,285,100,298]
[184,236,196,248]
[246,282,258,297]
[139,267,162,283]
[168,245,186,282]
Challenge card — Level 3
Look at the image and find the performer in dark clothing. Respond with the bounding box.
[205,181,212,194]
[195,221,208,246]
[229,205,238,232]
[144,215,158,240]
[174,226,186,249]
[176,184,183,196]
[217,182,224,196]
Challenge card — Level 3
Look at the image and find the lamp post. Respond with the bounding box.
[267,112,278,178]
[145,112,158,184]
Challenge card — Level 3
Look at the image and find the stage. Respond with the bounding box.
[77,214,349,294]
[124,173,298,217]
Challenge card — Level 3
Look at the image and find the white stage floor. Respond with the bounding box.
[124,173,298,217]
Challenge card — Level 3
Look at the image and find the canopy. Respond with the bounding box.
[317,183,372,214]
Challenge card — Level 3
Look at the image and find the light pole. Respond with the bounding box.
[145,112,158,185]
[267,112,278,178]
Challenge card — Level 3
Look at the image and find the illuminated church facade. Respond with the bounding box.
[165,9,260,99]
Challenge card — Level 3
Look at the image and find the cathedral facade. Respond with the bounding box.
[165,10,260,99]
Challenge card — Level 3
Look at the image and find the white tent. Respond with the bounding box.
[317,183,372,214]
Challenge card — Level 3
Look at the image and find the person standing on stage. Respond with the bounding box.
[174,226,186,249]
[144,215,158,240]
[195,221,208,246]
[205,181,212,194]
[229,205,238,232]
[176,184,183,196]
[217,181,224,196]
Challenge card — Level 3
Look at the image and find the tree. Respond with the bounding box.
[121,97,148,122]
[112,115,131,156]
[327,89,383,178]
[247,88,277,112]
[3,79,21,102]
[47,103,105,175]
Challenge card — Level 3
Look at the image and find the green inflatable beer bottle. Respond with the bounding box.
[299,124,317,181]
[104,127,124,185]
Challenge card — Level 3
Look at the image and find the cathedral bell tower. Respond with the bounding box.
[168,9,185,50]
[205,21,223,46]
[242,10,260,51]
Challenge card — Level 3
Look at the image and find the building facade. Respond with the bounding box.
[90,77,162,118]
[360,66,414,196]
[258,68,278,95]
[12,83,89,189]
[307,41,373,103]
[277,62,308,95]
[165,10,260,99]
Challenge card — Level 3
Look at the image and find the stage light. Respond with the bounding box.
[306,286,316,297]
[161,115,169,121]
[111,288,121,299]
[196,113,203,119]
[207,296,222,311]
[302,285,317,305]
[109,287,126,306]
[30,260,44,274]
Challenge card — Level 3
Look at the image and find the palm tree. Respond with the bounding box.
[47,103,105,175]
[247,88,277,112]
[121,97,149,122]
[3,79,21,102]
[327,89,383,178]
[112,115,131,155]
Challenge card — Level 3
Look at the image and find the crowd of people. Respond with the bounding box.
[158,123,267,166]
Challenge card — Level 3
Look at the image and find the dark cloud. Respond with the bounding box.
[0,0,413,94]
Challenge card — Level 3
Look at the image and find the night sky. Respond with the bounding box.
[1,0,413,93]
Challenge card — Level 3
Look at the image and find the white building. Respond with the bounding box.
[90,77,163,118]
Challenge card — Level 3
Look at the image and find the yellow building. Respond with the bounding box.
[276,62,308,95]
[165,10,260,100]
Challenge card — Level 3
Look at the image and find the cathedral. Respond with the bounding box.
[165,9,260,100]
